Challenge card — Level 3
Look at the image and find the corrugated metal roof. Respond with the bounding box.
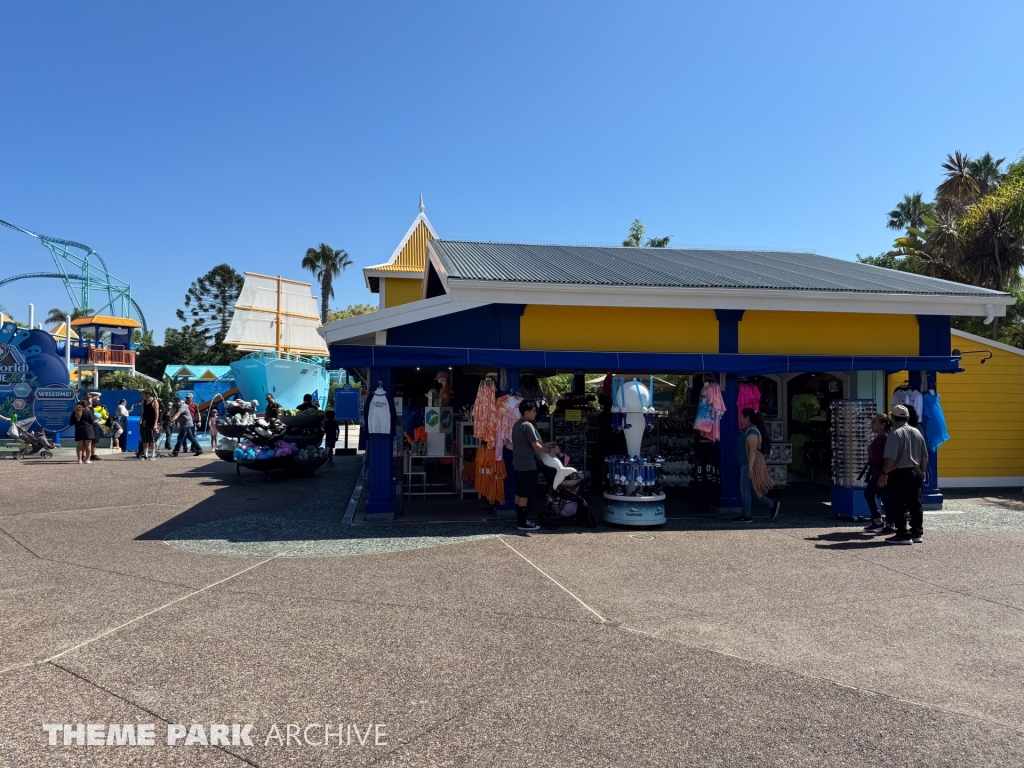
[429,241,1006,297]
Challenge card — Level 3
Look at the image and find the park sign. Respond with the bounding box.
[0,321,73,431]
[33,384,78,431]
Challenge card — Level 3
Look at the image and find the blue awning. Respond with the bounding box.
[330,345,962,374]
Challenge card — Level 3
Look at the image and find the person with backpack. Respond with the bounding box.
[733,407,781,523]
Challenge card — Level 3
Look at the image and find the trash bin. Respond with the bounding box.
[125,415,141,453]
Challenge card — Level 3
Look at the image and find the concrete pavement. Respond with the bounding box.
[1,453,1022,766]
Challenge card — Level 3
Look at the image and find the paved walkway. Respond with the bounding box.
[1,453,1023,766]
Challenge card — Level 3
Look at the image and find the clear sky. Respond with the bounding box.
[2,1,1022,336]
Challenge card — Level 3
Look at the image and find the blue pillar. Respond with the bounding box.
[715,310,745,512]
[366,366,395,517]
[718,373,742,511]
[916,316,948,509]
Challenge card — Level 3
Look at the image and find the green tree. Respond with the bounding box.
[45,307,94,325]
[326,303,378,322]
[968,153,1006,196]
[936,151,980,215]
[622,219,670,248]
[175,264,244,345]
[886,193,934,230]
[302,243,352,323]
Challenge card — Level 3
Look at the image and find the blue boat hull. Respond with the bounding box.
[230,356,329,411]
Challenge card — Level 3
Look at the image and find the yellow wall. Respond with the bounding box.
[740,311,919,355]
[520,306,719,353]
[931,336,1024,479]
[382,277,423,308]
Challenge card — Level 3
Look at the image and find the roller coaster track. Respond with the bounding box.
[0,218,147,332]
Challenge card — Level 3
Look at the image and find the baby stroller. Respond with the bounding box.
[9,422,55,459]
[536,456,596,530]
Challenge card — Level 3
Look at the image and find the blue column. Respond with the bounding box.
[366,366,395,516]
[916,315,948,509]
[718,373,742,510]
[715,310,745,511]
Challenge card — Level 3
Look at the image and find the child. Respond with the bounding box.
[323,409,339,465]
[109,414,124,452]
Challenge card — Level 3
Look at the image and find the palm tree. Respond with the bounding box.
[45,307,94,325]
[968,153,1006,196]
[936,151,980,214]
[886,193,934,230]
[962,208,1024,338]
[302,243,352,323]
[622,219,670,247]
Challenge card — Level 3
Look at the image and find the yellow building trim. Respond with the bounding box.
[376,220,433,272]
[521,306,719,353]
[382,276,425,309]
[888,333,1024,480]
[740,311,919,355]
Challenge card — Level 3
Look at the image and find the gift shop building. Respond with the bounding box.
[325,205,1016,520]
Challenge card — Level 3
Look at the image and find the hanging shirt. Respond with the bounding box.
[367,389,392,434]
[474,379,498,445]
[493,394,523,460]
[736,382,762,428]
[921,391,950,452]
[891,388,924,415]
[693,383,726,442]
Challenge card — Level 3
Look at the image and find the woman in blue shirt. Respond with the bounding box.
[734,408,781,523]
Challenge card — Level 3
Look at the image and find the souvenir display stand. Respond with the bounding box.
[602,377,666,526]
[830,399,877,518]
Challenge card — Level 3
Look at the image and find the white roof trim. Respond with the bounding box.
[322,293,489,345]
[444,279,1014,317]
[951,328,1024,357]
[424,243,451,298]
[361,212,439,289]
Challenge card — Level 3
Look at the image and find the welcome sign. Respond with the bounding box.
[0,322,74,432]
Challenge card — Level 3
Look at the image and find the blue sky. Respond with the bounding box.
[2,1,1022,336]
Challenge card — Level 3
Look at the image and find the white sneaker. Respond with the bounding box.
[517,521,541,532]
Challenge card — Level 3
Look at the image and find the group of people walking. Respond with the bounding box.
[135,390,205,460]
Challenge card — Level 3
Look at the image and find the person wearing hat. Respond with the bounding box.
[876,404,928,545]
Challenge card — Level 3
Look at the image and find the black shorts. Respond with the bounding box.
[141,428,156,443]
[515,469,538,499]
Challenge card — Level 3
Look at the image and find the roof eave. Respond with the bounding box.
[444,279,1014,317]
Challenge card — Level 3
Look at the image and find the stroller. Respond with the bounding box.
[536,456,596,530]
[9,422,56,459]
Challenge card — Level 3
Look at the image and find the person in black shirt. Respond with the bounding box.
[265,393,280,419]
[323,409,339,464]
[296,394,318,412]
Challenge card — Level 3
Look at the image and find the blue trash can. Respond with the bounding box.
[125,415,141,453]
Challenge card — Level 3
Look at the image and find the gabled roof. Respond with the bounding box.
[48,322,79,340]
[429,241,1008,297]
[163,364,234,381]
[363,197,439,292]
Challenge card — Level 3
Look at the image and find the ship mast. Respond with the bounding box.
[276,275,282,355]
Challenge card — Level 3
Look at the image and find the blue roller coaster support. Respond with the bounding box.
[0,218,147,332]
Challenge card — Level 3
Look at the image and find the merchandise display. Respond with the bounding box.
[830,399,876,488]
[736,381,762,428]
[693,381,725,441]
[922,390,950,451]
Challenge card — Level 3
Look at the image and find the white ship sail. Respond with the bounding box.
[223,273,328,355]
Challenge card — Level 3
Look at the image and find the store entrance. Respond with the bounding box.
[785,372,845,483]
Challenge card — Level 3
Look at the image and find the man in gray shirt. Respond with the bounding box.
[877,404,928,545]
[512,400,560,532]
